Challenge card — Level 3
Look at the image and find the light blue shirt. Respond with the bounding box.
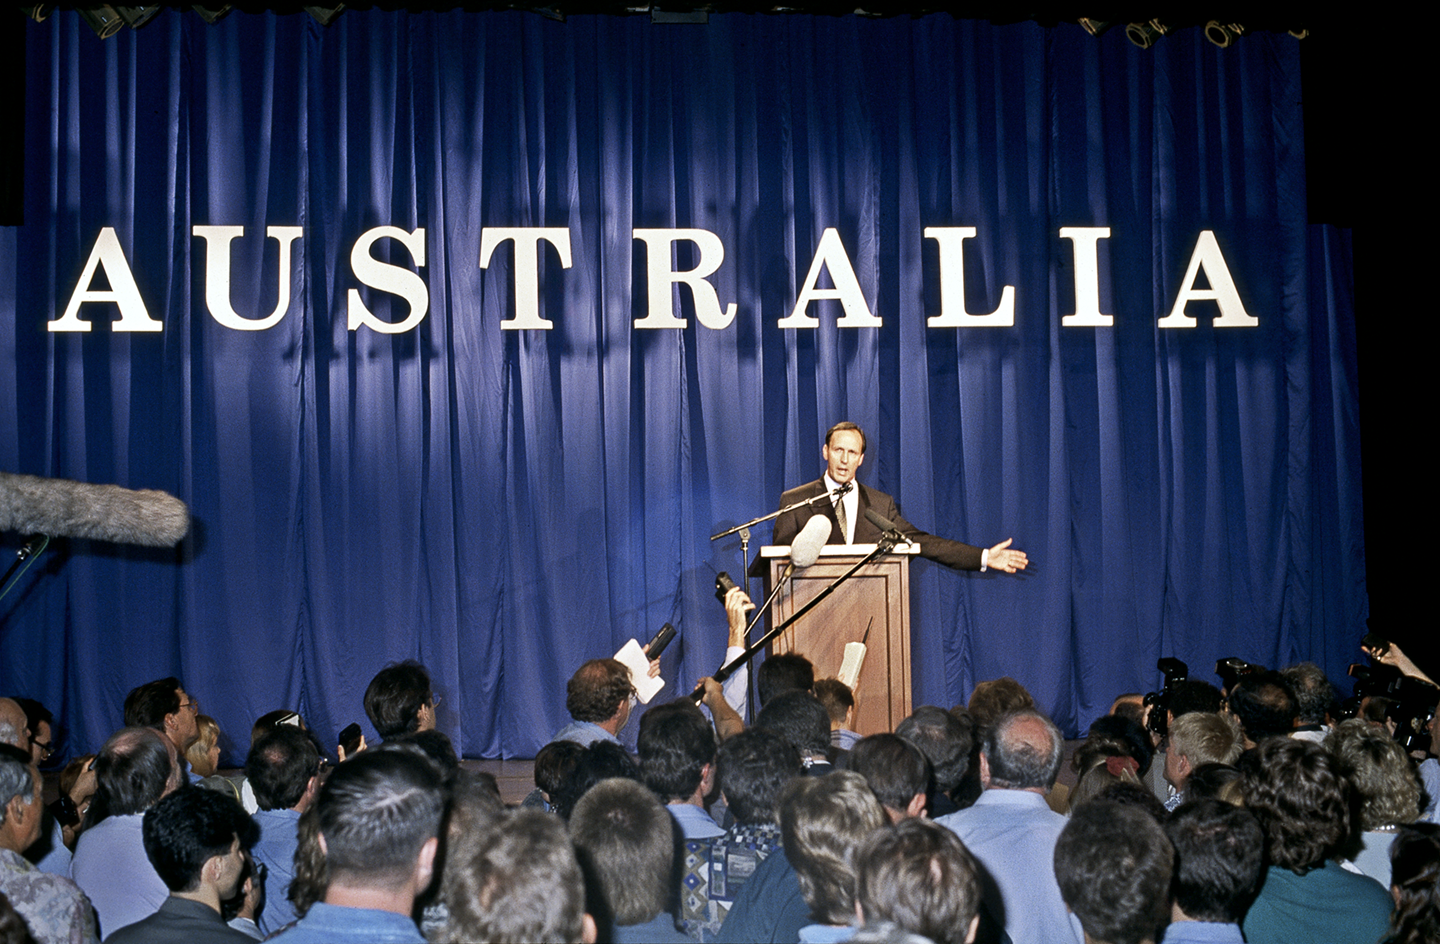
[935,789,1084,944]
[1159,921,1245,944]
[1419,758,1439,823]
[268,902,425,943]
[251,807,301,935]
[551,720,621,747]
[668,802,725,839]
[70,812,168,940]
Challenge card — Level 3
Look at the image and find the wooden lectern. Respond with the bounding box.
[759,544,919,736]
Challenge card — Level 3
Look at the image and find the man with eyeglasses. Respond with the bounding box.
[362,662,438,742]
[124,678,203,782]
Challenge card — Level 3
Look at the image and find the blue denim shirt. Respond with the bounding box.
[268,902,426,943]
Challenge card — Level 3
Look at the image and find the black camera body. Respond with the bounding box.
[1143,657,1190,737]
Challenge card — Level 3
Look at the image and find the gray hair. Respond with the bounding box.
[0,720,24,751]
[983,710,1063,790]
[0,752,35,825]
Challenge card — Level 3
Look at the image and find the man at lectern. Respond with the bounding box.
[772,422,1028,574]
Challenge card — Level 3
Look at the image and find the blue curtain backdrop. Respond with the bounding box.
[0,10,1362,759]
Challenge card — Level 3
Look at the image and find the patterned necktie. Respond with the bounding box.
[834,495,848,544]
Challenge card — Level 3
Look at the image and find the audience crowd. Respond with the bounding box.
[1,625,1438,944]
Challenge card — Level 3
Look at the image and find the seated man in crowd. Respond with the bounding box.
[936,709,1084,944]
[1159,800,1264,944]
[813,680,859,753]
[1237,737,1392,944]
[1280,662,1335,743]
[106,786,258,944]
[272,747,444,943]
[757,653,814,708]
[554,659,639,748]
[0,744,98,944]
[570,777,687,943]
[855,817,982,944]
[847,734,928,823]
[72,726,182,938]
[362,662,437,741]
[779,771,887,943]
[1225,672,1297,749]
[123,678,202,782]
[1054,801,1173,944]
[244,726,322,934]
[686,728,802,940]
[435,809,595,944]
[895,705,974,817]
[756,691,835,776]
[637,700,723,840]
[1162,712,1241,810]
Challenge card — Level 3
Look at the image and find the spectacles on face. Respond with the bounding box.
[178,698,200,714]
[32,739,53,762]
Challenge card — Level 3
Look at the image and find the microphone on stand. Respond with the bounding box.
[863,508,913,547]
[0,472,189,546]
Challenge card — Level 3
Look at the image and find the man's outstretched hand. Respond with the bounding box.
[987,538,1028,574]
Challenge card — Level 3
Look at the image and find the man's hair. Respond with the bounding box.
[251,709,304,746]
[565,659,634,724]
[1163,799,1264,924]
[315,746,444,885]
[388,729,461,782]
[849,734,929,814]
[813,679,855,726]
[757,653,814,707]
[1167,680,1225,719]
[716,727,802,826]
[1238,737,1349,874]
[533,740,585,796]
[1081,715,1154,777]
[438,810,588,944]
[1109,694,1146,727]
[983,710,1063,790]
[90,727,176,822]
[1168,712,1242,769]
[363,661,433,739]
[756,690,833,756]
[571,778,677,928]
[1326,718,1422,831]
[1226,671,1298,742]
[1184,763,1244,805]
[1054,801,1174,944]
[637,700,716,802]
[778,771,887,926]
[123,677,182,729]
[142,785,257,893]
[895,705,973,794]
[13,698,52,739]
[1389,824,1440,944]
[824,421,867,452]
[550,741,642,821]
[856,818,981,944]
[0,748,35,826]
[246,726,321,811]
[1282,662,1336,725]
[967,678,1035,731]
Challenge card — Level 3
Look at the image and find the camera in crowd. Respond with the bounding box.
[1142,657,1189,737]
[1214,657,1264,693]
[1349,633,1437,755]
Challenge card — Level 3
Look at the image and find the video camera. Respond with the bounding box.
[1350,633,1438,755]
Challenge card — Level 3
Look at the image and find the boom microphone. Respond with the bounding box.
[0,472,190,547]
[790,514,832,568]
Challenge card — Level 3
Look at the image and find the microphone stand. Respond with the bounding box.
[690,529,901,704]
[0,534,49,606]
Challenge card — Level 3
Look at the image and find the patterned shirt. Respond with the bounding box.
[0,847,99,944]
[679,822,783,941]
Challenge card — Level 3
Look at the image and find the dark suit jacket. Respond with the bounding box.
[772,478,983,572]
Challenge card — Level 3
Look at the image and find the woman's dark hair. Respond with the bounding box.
[1387,823,1440,944]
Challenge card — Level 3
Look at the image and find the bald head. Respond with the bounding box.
[982,711,1063,791]
[0,699,27,750]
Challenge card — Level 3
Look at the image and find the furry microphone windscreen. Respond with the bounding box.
[0,472,190,547]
